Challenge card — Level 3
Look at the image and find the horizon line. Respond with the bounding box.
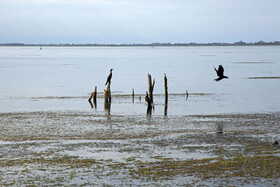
[1,40,280,46]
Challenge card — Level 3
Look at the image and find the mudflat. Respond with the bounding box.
[1,111,279,186]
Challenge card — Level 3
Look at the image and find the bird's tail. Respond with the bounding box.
[215,77,222,81]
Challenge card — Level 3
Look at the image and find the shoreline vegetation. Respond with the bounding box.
[1,40,280,47]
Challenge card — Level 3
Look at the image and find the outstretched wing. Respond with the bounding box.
[217,65,224,77]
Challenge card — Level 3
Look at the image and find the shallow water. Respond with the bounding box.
[0,46,279,114]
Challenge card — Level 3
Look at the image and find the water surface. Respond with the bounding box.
[0,46,279,114]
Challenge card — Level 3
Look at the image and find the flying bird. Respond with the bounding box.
[214,65,228,81]
[105,69,113,86]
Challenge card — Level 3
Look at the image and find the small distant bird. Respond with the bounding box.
[105,69,113,86]
[214,65,228,81]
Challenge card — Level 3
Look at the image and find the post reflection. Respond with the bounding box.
[147,105,152,117]
[104,101,111,120]
[164,104,168,117]
[88,99,97,109]
[216,123,224,134]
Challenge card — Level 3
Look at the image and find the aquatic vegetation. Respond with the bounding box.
[248,77,280,79]
[0,112,279,185]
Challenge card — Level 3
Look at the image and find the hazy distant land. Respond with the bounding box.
[1,40,280,47]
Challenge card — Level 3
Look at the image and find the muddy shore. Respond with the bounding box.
[0,111,279,186]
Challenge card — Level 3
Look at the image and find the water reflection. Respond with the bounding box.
[216,123,224,134]
[104,101,111,120]
[88,100,97,109]
[164,104,168,117]
[147,105,152,117]
[88,100,93,108]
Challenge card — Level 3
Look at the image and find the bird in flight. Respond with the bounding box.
[105,69,113,85]
[214,65,228,81]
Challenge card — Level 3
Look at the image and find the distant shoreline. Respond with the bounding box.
[1,41,280,47]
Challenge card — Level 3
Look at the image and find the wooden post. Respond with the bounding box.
[88,99,93,108]
[164,73,168,105]
[164,103,168,116]
[145,91,151,107]
[93,86,97,109]
[132,89,134,103]
[107,82,111,102]
[147,105,152,117]
[88,92,94,102]
[147,74,155,103]
[104,82,111,103]
[186,90,189,100]
[93,86,97,103]
[89,86,97,103]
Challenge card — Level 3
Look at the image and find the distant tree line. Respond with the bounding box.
[1,41,280,47]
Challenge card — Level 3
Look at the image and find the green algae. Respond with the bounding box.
[127,155,280,180]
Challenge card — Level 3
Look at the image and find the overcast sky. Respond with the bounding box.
[0,0,279,44]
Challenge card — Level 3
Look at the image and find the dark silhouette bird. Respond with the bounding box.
[105,69,113,86]
[214,65,228,81]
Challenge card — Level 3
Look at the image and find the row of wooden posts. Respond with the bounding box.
[88,73,188,115]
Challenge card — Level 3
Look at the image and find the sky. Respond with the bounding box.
[0,0,280,44]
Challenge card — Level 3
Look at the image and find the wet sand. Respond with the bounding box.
[1,110,279,186]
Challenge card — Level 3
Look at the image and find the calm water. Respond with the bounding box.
[0,46,279,114]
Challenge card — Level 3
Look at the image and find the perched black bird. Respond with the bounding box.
[105,69,113,86]
[214,65,228,81]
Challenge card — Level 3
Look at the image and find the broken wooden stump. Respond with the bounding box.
[132,88,134,103]
[93,86,97,104]
[147,73,155,103]
[88,92,94,102]
[186,90,189,100]
[88,86,97,109]
[164,104,168,116]
[145,91,151,107]
[147,104,152,117]
[104,82,111,103]
[88,99,94,108]
[164,73,168,105]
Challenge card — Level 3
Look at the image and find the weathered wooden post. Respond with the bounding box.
[88,99,93,108]
[88,92,94,102]
[93,86,97,109]
[147,104,152,117]
[164,73,168,105]
[104,82,111,103]
[88,86,97,109]
[164,73,168,116]
[186,90,189,101]
[147,74,155,103]
[132,89,134,103]
[164,103,168,116]
[145,91,151,107]
[93,86,97,103]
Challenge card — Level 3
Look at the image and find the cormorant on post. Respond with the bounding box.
[214,65,228,81]
[105,69,113,86]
